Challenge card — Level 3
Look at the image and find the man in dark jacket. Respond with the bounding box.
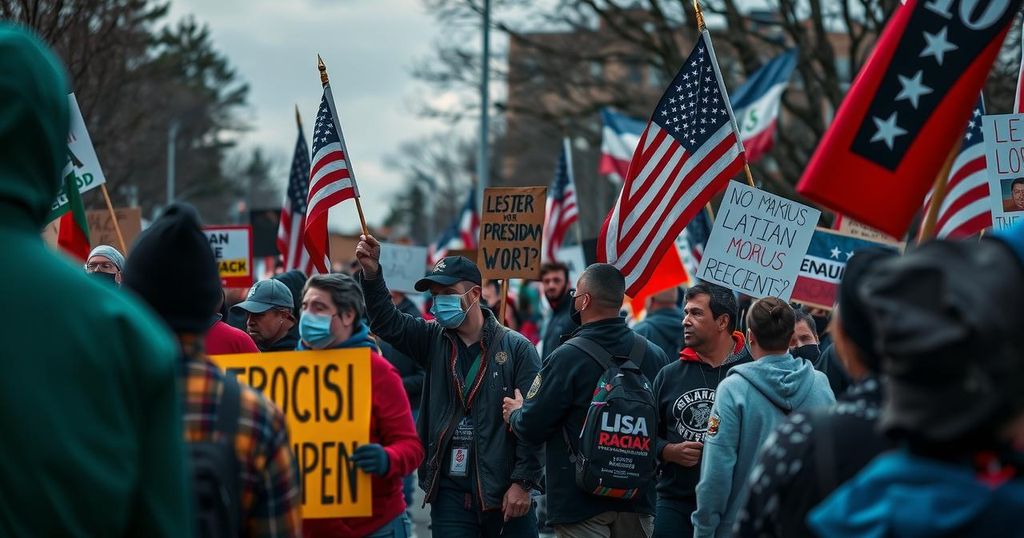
[651,282,750,538]
[503,263,669,537]
[355,234,542,537]
[540,261,576,361]
[633,287,684,360]
[735,248,894,537]
[232,279,299,352]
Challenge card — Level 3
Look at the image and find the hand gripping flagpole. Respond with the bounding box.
[694,0,756,189]
[318,55,369,237]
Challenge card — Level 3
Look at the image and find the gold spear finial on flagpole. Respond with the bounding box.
[318,54,329,87]
[693,0,707,32]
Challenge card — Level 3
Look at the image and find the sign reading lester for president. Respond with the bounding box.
[697,182,820,302]
[212,349,373,518]
[478,187,547,280]
[203,226,253,288]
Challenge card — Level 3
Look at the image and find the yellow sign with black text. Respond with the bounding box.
[211,349,373,519]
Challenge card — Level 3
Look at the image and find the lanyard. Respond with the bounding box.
[452,346,486,411]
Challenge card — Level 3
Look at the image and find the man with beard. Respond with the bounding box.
[539,262,576,361]
[651,283,750,538]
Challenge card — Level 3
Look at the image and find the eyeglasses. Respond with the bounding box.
[569,288,584,298]
[84,262,117,272]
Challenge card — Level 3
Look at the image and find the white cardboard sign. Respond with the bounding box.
[981,113,1024,231]
[696,182,820,301]
[379,243,429,294]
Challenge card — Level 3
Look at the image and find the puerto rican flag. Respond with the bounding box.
[598,108,646,184]
[730,49,799,163]
[429,189,480,264]
[791,228,900,309]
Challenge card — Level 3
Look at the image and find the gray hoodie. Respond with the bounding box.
[692,353,835,537]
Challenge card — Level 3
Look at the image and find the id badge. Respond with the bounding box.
[448,417,473,478]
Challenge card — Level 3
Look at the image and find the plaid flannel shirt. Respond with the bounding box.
[184,357,303,537]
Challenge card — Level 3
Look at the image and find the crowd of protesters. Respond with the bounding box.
[4,21,1024,538]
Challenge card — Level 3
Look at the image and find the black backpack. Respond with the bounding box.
[563,334,658,500]
[190,373,242,538]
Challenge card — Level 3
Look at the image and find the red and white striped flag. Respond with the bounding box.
[1015,20,1024,113]
[923,96,991,238]
[277,114,314,273]
[304,84,359,274]
[598,31,744,296]
[543,137,579,262]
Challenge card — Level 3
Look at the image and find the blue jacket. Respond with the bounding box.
[693,353,835,537]
[809,450,1024,538]
[633,306,684,360]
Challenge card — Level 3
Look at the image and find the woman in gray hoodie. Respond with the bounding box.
[691,297,835,537]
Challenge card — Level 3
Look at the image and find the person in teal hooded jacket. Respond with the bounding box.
[297,273,424,538]
[692,297,834,537]
[0,23,191,536]
[809,225,1024,538]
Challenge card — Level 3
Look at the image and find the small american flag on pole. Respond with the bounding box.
[543,137,579,262]
[277,109,314,273]
[598,32,745,296]
[304,76,359,274]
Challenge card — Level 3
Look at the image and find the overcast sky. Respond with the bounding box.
[169,0,474,231]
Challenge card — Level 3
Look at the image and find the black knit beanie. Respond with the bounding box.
[123,203,222,334]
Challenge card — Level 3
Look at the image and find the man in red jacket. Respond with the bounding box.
[298,273,424,538]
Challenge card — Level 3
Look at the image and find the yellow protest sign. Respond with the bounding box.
[212,349,373,519]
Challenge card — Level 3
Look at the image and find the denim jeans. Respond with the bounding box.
[430,486,539,538]
[652,497,695,538]
[366,513,412,538]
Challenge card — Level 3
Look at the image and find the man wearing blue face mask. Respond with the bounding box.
[298,273,424,538]
[355,234,543,538]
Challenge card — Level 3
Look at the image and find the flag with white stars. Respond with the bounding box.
[277,121,314,274]
[791,228,901,309]
[598,31,745,296]
[797,0,1020,239]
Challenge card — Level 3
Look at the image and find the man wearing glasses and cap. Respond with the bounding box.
[84,244,125,286]
[355,234,543,538]
[231,279,299,352]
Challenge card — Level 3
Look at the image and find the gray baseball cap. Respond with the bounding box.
[232,279,295,314]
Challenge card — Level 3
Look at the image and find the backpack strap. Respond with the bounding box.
[564,336,615,370]
[216,373,241,442]
[626,333,646,368]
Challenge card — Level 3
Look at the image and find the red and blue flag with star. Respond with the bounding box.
[797,0,1020,238]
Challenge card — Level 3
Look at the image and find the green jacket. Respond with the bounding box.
[0,25,191,537]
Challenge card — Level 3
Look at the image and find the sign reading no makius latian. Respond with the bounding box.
[212,349,373,519]
[478,187,547,280]
[697,182,820,301]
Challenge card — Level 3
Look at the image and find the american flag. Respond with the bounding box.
[543,137,579,262]
[923,96,990,238]
[429,189,479,264]
[277,120,313,273]
[598,32,745,295]
[304,88,358,274]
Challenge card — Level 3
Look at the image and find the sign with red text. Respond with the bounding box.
[696,182,820,301]
[212,349,373,518]
[203,226,253,288]
[982,114,1024,231]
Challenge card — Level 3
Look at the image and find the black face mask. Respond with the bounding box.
[791,343,821,363]
[569,296,582,326]
[89,271,118,287]
[812,315,830,337]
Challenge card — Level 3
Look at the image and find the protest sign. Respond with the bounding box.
[982,113,1024,231]
[212,349,373,518]
[48,94,108,220]
[86,208,141,253]
[791,228,902,310]
[697,182,820,301]
[555,244,586,285]
[203,226,253,288]
[379,242,429,293]
[478,187,547,280]
[835,214,900,244]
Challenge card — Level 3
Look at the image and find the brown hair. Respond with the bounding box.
[539,261,569,281]
[746,297,795,351]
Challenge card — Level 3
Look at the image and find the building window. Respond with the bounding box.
[835,57,851,85]
[590,60,604,80]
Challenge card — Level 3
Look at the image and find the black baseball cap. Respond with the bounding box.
[414,256,482,292]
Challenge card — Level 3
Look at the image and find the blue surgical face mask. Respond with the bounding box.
[431,290,476,329]
[299,311,335,349]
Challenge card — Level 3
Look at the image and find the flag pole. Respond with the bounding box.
[99,184,127,253]
[497,279,509,327]
[918,136,963,242]
[318,55,369,237]
[563,136,585,247]
[694,0,754,189]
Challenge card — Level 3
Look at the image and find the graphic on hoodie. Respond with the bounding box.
[672,388,716,442]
